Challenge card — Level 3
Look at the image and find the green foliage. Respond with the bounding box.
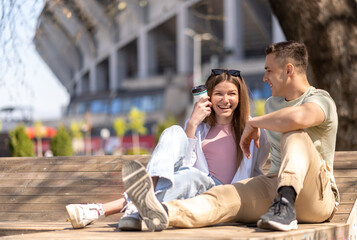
[70,121,84,139]
[50,125,73,156]
[34,121,44,138]
[155,114,178,142]
[8,124,35,157]
[113,117,127,138]
[253,99,265,116]
[125,147,150,155]
[128,108,147,135]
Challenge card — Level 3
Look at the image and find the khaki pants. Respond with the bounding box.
[165,130,336,228]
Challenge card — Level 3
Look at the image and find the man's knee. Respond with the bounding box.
[281,130,311,149]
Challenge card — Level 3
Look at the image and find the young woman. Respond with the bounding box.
[66,69,270,230]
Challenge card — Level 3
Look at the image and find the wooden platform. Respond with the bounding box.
[0,152,356,239]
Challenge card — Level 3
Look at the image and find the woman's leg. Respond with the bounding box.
[146,125,189,192]
[107,125,188,215]
[155,166,217,202]
[102,197,127,216]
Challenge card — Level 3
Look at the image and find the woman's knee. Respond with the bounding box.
[160,125,185,140]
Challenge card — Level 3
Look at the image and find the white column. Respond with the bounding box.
[193,35,202,86]
[272,14,286,43]
[74,73,81,95]
[89,62,96,93]
[147,32,157,75]
[117,49,127,87]
[224,0,244,61]
[109,50,118,91]
[177,3,193,74]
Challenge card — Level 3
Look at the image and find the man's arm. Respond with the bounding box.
[240,102,325,158]
[249,102,325,132]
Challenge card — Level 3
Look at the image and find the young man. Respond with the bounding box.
[122,40,339,232]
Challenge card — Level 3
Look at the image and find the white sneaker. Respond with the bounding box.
[118,201,142,231]
[66,203,104,229]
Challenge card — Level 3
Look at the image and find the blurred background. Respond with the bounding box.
[1,0,354,157]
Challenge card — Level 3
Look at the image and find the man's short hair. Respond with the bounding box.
[265,41,308,72]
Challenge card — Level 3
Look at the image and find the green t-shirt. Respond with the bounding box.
[265,86,339,203]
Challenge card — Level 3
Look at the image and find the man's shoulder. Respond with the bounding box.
[305,87,332,99]
[304,87,337,121]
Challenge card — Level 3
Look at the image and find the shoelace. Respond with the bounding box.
[82,204,101,220]
[121,202,138,217]
[271,196,289,215]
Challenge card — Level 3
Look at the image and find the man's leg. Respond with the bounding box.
[258,130,336,231]
[123,160,278,230]
[164,174,278,228]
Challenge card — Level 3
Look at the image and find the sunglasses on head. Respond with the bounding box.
[211,69,241,77]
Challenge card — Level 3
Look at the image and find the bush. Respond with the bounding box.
[125,148,150,155]
[50,126,73,156]
[8,124,35,157]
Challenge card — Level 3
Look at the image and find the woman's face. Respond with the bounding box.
[211,80,239,124]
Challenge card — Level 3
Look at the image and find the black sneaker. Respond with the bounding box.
[257,194,298,231]
[122,160,169,232]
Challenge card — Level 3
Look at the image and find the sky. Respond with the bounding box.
[0,1,69,121]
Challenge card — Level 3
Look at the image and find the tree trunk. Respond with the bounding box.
[268,0,357,150]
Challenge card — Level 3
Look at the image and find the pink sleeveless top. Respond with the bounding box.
[202,124,237,184]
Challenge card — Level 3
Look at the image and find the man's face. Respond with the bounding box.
[263,54,286,97]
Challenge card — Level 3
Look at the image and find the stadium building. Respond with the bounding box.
[34,0,285,153]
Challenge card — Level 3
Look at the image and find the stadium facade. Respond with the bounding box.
[34,0,285,151]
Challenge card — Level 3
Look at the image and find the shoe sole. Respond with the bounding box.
[257,219,298,231]
[66,204,83,229]
[122,160,168,232]
[118,216,142,231]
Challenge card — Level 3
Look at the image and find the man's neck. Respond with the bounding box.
[284,76,310,101]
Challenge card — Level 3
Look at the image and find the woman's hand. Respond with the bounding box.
[185,96,212,138]
[190,96,212,125]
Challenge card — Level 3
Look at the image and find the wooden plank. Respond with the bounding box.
[334,151,357,161]
[340,193,357,203]
[337,203,354,214]
[0,212,122,222]
[334,160,357,169]
[0,155,150,165]
[0,222,350,240]
[336,182,357,194]
[0,178,122,187]
[0,172,122,179]
[330,213,350,223]
[334,169,357,178]
[0,194,123,204]
[0,186,125,195]
[335,177,357,183]
[0,163,125,173]
[0,203,70,211]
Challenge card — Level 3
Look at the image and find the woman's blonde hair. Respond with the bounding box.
[204,70,250,170]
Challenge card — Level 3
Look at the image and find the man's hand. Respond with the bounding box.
[240,121,260,159]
